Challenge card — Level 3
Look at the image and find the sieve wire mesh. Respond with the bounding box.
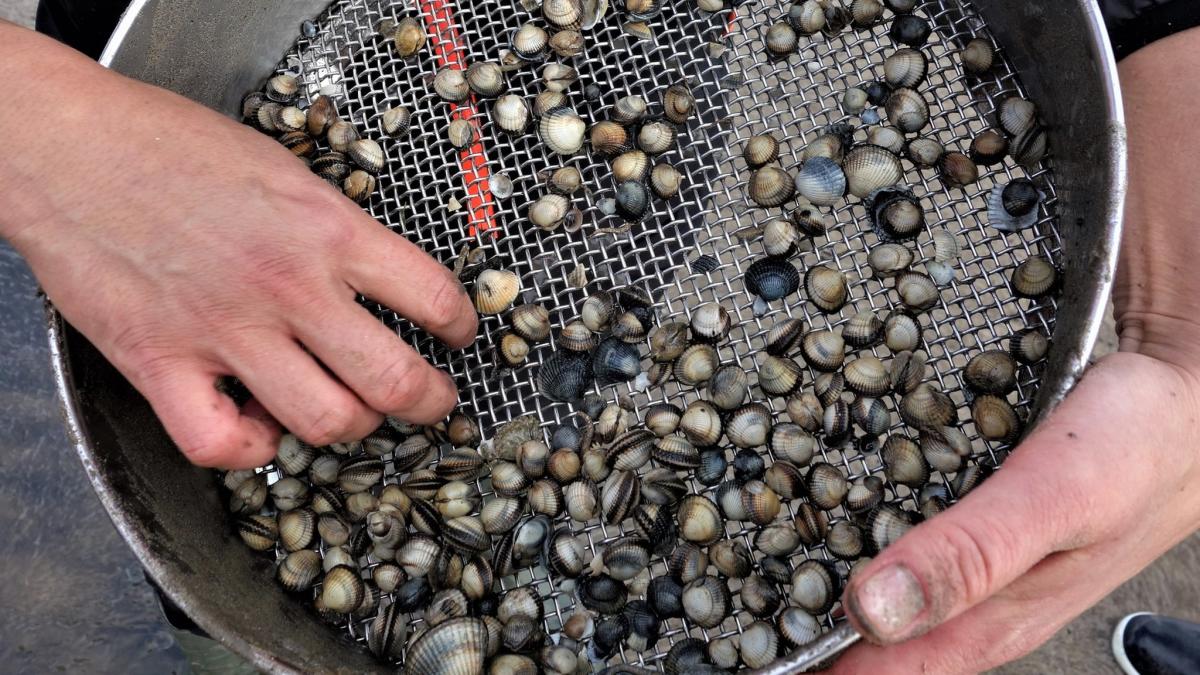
[255,0,1062,668]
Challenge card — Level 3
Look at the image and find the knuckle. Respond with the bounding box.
[367,357,425,413]
[425,273,474,338]
[301,401,360,446]
[320,216,360,255]
[111,322,179,381]
[925,517,1011,610]
[241,250,304,289]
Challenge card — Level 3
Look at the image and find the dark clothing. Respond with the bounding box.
[1100,0,1200,59]
[34,0,1200,62]
[35,0,130,60]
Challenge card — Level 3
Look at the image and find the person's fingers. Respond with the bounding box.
[827,545,1109,674]
[291,300,458,424]
[219,332,383,445]
[841,356,1171,645]
[135,360,281,468]
[342,225,478,349]
[840,445,1089,645]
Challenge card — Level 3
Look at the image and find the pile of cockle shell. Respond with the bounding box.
[242,73,389,204]
[740,0,1056,316]
[224,286,1049,673]
[225,0,1062,671]
[244,0,697,237]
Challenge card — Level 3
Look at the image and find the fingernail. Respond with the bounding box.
[850,564,926,642]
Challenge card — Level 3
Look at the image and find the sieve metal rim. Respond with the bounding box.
[48,0,1126,673]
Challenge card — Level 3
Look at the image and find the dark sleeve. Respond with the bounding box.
[35,0,131,60]
[1099,0,1200,60]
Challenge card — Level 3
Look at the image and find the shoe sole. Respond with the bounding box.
[1112,612,1154,675]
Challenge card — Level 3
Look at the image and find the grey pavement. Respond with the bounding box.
[2,0,1197,673]
[0,0,32,26]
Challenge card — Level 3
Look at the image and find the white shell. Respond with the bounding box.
[433,68,469,103]
[843,145,903,198]
[539,107,586,155]
[493,94,530,133]
[928,228,960,263]
[739,620,780,669]
[999,96,1037,137]
[529,194,570,231]
[926,260,956,286]
[867,125,906,154]
[474,269,521,314]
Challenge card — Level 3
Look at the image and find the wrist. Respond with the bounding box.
[0,25,120,245]
[1113,29,1200,372]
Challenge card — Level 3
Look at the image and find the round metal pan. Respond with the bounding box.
[50,0,1122,672]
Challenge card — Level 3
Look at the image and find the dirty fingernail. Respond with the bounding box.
[851,564,925,642]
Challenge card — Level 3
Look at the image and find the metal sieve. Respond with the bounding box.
[51,0,1123,672]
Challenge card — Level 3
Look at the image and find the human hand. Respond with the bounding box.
[830,354,1200,673]
[828,28,1200,674]
[1,26,477,469]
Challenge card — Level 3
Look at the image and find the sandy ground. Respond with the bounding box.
[3,0,1197,672]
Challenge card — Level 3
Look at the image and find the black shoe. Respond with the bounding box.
[1113,612,1200,675]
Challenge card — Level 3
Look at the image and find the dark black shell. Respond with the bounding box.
[869,187,924,242]
[696,449,728,486]
[393,576,432,612]
[628,305,655,329]
[864,80,891,106]
[624,599,662,648]
[889,14,930,46]
[732,448,766,483]
[884,0,916,13]
[821,2,851,34]
[856,433,882,456]
[745,258,800,301]
[538,350,593,402]
[616,285,653,309]
[579,393,606,419]
[579,573,629,614]
[550,423,582,451]
[760,555,793,586]
[647,576,685,618]
[592,337,643,386]
[664,638,709,675]
[1002,178,1039,217]
[593,614,630,658]
[615,180,651,221]
[470,591,498,617]
[825,121,857,147]
[690,254,720,274]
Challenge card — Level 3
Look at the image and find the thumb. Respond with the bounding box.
[840,362,1137,644]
